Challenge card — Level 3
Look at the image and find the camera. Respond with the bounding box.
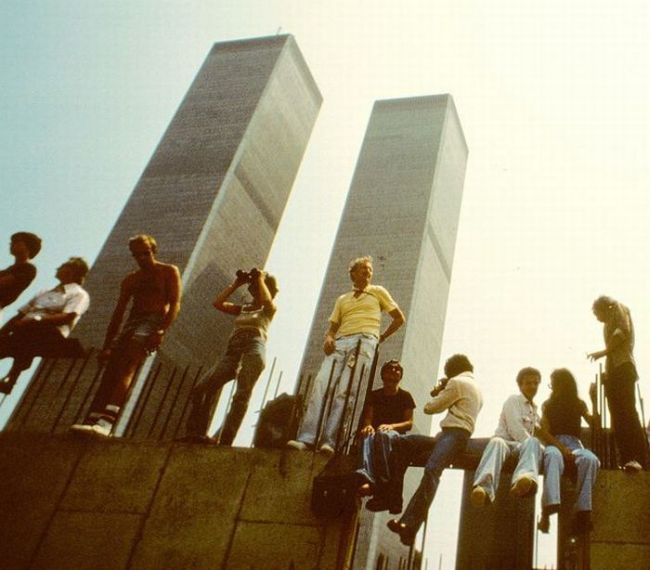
[236,268,261,283]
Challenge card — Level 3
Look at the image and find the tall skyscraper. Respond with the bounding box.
[297,94,468,568]
[8,35,322,437]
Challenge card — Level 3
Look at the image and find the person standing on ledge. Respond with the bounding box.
[183,268,278,445]
[588,295,647,472]
[71,234,181,438]
[287,255,405,454]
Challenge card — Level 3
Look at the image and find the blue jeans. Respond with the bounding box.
[187,330,265,444]
[399,428,470,532]
[473,436,543,502]
[542,435,600,512]
[297,333,377,448]
[356,429,401,486]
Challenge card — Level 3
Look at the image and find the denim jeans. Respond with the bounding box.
[187,330,265,444]
[297,333,377,448]
[399,428,470,533]
[473,436,543,502]
[356,429,401,486]
[542,435,600,512]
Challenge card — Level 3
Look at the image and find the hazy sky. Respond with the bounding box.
[2,2,649,566]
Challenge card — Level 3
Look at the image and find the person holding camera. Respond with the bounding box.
[70,235,181,437]
[386,354,482,545]
[184,268,278,445]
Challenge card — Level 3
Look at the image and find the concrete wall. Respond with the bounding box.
[589,470,650,569]
[0,433,355,570]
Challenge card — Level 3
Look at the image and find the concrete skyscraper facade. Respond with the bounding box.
[297,94,468,568]
[9,35,321,438]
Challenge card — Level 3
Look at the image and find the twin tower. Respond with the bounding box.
[9,35,467,444]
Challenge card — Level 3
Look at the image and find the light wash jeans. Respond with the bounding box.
[473,436,543,502]
[542,435,600,512]
[297,333,377,448]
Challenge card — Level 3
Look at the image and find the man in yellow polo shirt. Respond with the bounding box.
[288,256,405,454]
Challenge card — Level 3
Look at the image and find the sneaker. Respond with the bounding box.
[318,443,335,456]
[623,460,643,473]
[510,476,537,498]
[470,486,488,508]
[286,440,309,451]
[89,418,113,438]
[69,423,94,434]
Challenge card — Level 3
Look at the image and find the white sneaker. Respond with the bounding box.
[286,440,308,451]
[69,423,94,433]
[319,443,335,456]
[623,460,643,473]
[90,420,113,438]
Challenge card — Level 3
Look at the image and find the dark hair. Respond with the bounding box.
[248,273,279,299]
[128,234,158,254]
[549,368,579,402]
[381,359,403,378]
[62,257,90,284]
[516,367,541,386]
[592,295,615,313]
[444,354,473,378]
[12,232,42,258]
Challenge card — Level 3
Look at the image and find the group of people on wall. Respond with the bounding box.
[1,235,647,546]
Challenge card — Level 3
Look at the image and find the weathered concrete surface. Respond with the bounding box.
[0,433,354,570]
[589,470,650,569]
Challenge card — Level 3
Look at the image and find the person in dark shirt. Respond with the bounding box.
[538,368,600,535]
[356,359,415,505]
[0,232,42,314]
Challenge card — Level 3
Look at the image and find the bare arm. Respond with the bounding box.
[379,307,405,344]
[254,271,276,315]
[359,404,375,436]
[212,275,247,316]
[323,321,340,355]
[159,265,182,331]
[100,281,132,355]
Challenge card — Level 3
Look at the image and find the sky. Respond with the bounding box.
[2,2,650,567]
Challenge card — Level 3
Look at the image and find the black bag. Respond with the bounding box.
[310,454,360,518]
[253,393,302,448]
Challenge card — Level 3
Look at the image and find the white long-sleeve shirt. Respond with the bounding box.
[424,371,483,434]
[493,393,539,443]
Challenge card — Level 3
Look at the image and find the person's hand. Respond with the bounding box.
[360,425,374,436]
[377,424,393,433]
[587,350,606,362]
[323,335,336,355]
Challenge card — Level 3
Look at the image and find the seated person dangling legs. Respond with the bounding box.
[183,268,278,445]
[287,256,405,455]
[386,354,483,546]
[70,235,181,437]
[355,359,415,500]
[538,368,600,535]
[0,257,89,394]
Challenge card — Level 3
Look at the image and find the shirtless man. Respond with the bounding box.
[71,234,181,437]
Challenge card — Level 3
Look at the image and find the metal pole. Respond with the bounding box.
[259,356,277,412]
[314,360,337,447]
[335,339,361,453]
[273,371,283,399]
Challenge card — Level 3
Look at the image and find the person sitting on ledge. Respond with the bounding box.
[356,359,415,500]
[470,366,574,510]
[71,235,181,437]
[0,232,42,318]
[386,353,482,546]
[0,257,90,394]
[538,368,600,536]
[182,268,278,445]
